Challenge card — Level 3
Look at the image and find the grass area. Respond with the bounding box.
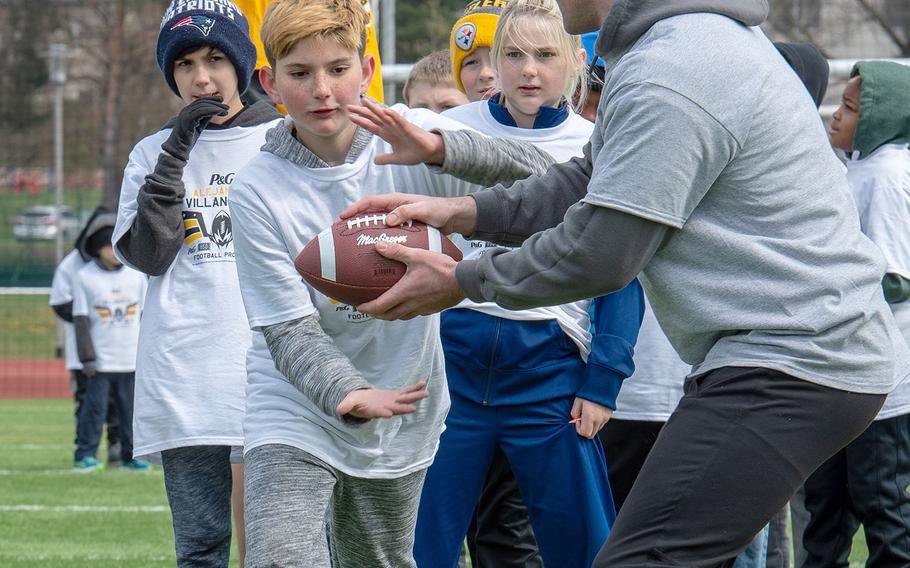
[0,399,876,567]
[0,399,242,568]
[0,294,56,359]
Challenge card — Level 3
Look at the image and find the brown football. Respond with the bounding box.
[295,210,463,306]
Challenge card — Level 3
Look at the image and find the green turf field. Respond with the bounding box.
[0,295,56,359]
[0,399,242,568]
[0,399,873,567]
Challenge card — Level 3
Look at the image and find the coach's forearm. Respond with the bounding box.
[262,315,372,420]
[456,202,668,308]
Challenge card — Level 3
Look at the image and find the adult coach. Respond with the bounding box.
[344,1,910,565]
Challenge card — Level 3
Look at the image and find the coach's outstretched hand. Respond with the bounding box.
[162,96,230,162]
[357,240,465,320]
[348,98,446,166]
[340,193,477,237]
[336,381,429,419]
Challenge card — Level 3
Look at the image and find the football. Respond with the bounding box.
[295,210,463,306]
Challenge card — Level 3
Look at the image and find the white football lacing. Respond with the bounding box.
[346,213,413,229]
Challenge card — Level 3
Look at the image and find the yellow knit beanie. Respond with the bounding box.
[450,0,507,93]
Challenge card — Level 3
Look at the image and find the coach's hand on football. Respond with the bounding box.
[336,381,429,419]
[162,96,230,161]
[357,241,465,320]
[348,98,445,165]
[340,194,477,238]
[571,397,613,439]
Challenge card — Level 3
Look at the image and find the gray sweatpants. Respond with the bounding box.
[244,444,426,568]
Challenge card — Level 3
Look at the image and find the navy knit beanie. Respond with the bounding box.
[156,0,257,97]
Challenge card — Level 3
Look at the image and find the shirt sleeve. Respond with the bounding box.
[582,82,738,228]
[112,146,150,272]
[576,280,645,409]
[71,270,89,318]
[231,183,318,330]
[49,254,75,306]
[859,184,910,280]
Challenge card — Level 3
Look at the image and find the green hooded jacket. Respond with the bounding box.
[850,61,910,158]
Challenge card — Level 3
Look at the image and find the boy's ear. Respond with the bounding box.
[259,66,283,105]
[360,54,377,96]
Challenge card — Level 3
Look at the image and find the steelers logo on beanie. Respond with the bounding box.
[450,0,508,93]
[156,0,257,97]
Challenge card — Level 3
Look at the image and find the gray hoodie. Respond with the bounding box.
[453,0,909,393]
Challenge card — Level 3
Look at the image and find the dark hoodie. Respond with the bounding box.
[851,60,910,158]
[116,100,281,276]
[51,206,112,322]
[73,212,119,370]
[775,42,829,108]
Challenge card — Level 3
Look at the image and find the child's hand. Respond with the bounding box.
[162,96,230,161]
[347,98,446,166]
[336,381,429,419]
[570,397,613,439]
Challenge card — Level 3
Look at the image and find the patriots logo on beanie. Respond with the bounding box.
[156,0,256,97]
[170,15,216,36]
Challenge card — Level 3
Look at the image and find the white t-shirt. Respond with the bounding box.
[49,249,86,370]
[613,298,688,422]
[846,143,910,420]
[231,108,482,478]
[72,262,146,372]
[113,120,279,457]
[441,101,597,358]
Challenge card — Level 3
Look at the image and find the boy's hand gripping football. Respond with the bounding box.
[162,96,230,161]
[347,98,446,166]
[336,381,429,419]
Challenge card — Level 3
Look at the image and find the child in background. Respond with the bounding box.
[112,0,282,565]
[577,32,604,123]
[50,207,121,467]
[403,50,469,113]
[71,214,147,472]
[801,59,910,567]
[396,2,643,567]
[229,1,554,565]
[451,0,506,102]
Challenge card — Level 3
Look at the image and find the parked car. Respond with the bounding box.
[13,205,81,242]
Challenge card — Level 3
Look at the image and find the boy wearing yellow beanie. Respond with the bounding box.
[450,0,506,101]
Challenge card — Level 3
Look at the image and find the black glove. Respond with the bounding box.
[161,96,230,161]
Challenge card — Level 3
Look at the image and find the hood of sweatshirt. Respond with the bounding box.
[851,61,910,158]
[74,206,112,261]
[594,0,768,62]
[774,42,829,109]
[77,212,117,261]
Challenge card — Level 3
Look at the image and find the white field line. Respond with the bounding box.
[0,504,168,513]
[0,443,72,450]
[0,554,170,561]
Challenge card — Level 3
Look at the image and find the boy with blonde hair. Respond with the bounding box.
[229,1,551,566]
[403,50,468,114]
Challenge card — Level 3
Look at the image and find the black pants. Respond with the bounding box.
[802,413,910,568]
[466,448,543,567]
[593,366,885,568]
[599,419,664,512]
